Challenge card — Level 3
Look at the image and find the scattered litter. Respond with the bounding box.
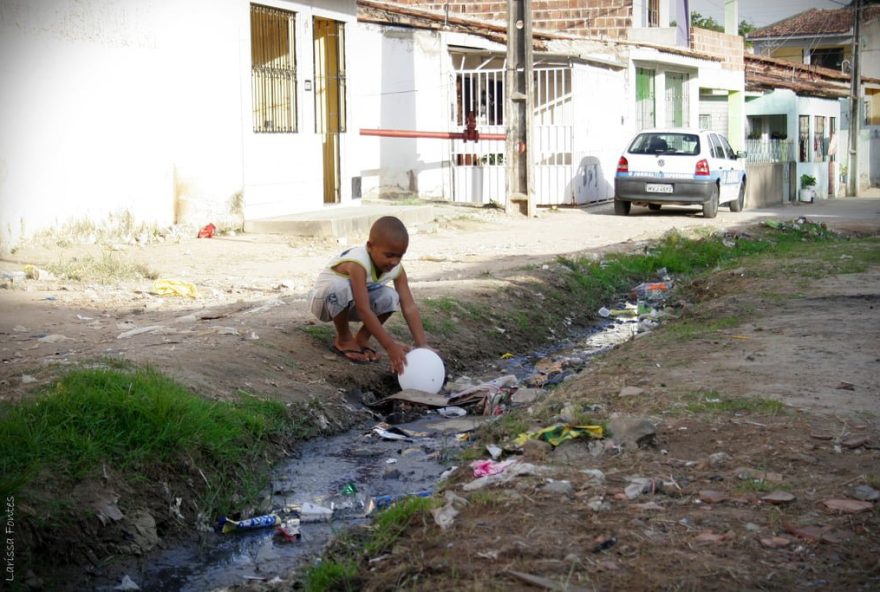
[21,375,36,384]
[385,458,397,465]
[624,477,663,500]
[630,281,673,302]
[114,574,141,591]
[486,444,503,460]
[151,279,198,298]
[274,518,301,543]
[514,423,603,448]
[117,326,165,339]
[76,314,93,321]
[581,469,605,484]
[367,490,433,516]
[471,459,516,478]
[463,462,550,491]
[437,406,467,418]
[218,513,281,534]
[385,389,449,408]
[291,502,333,523]
[13,325,27,332]
[197,223,216,238]
[598,306,611,318]
[431,490,468,530]
[372,424,414,441]
[500,352,514,359]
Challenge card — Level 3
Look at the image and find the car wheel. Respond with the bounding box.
[703,184,719,219]
[648,204,662,211]
[614,199,631,216]
[729,181,745,212]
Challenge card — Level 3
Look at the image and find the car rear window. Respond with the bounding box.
[628,133,700,156]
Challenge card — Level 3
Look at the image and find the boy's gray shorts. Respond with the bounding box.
[308,275,399,322]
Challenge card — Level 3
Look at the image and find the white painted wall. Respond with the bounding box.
[0,0,176,249]
[348,23,453,200]
[0,0,357,250]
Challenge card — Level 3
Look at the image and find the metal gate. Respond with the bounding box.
[451,59,580,206]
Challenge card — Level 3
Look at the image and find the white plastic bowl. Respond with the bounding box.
[397,348,445,394]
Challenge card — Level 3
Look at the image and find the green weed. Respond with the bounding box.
[662,315,740,340]
[304,560,359,592]
[303,324,335,342]
[365,496,436,556]
[46,251,158,283]
[682,391,784,415]
[0,366,314,516]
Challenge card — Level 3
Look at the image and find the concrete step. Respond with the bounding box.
[243,204,436,238]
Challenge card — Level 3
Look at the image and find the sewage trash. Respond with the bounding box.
[197,223,216,238]
[368,490,433,514]
[151,279,198,298]
[514,423,604,447]
[274,518,301,543]
[218,513,281,534]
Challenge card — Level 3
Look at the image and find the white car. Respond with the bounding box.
[614,128,747,218]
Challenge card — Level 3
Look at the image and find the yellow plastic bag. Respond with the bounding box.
[151,279,198,298]
[514,423,604,448]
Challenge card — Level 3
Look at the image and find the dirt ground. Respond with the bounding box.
[2,196,879,590]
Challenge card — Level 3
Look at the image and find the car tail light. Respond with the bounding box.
[617,156,629,173]
[694,159,710,176]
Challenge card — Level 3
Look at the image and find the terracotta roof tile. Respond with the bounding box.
[748,6,880,39]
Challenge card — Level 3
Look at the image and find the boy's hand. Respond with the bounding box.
[388,342,408,375]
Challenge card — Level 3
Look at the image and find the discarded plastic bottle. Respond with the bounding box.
[369,490,433,513]
[218,513,281,534]
[289,502,333,523]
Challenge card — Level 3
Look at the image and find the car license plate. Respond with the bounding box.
[646,183,673,193]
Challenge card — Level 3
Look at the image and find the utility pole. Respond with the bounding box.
[505,0,534,217]
[848,0,861,197]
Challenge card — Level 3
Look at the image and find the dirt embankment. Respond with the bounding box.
[1,199,879,589]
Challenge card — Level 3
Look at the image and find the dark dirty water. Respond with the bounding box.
[97,317,642,591]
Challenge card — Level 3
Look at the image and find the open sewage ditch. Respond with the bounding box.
[89,280,674,592]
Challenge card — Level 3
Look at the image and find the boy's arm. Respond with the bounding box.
[394,270,428,348]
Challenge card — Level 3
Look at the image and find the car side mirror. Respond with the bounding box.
[736,151,747,160]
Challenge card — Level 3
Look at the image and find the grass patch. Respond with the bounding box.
[303,324,335,342]
[662,315,741,341]
[46,251,158,283]
[556,222,849,315]
[304,560,359,592]
[422,316,456,337]
[0,365,315,516]
[681,390,784,415]
[365,495,436,556]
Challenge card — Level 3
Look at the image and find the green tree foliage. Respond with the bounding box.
[690,11,757,37]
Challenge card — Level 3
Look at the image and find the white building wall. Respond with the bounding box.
[0,0,357,250]
[348,24,452,200]
[0,0,178,249]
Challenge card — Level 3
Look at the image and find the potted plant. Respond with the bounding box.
[799,174,817,203]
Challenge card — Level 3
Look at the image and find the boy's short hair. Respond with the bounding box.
[370,216,409,245]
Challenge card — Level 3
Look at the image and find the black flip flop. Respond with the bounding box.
[330,345,368,364]
[360,346,380,363]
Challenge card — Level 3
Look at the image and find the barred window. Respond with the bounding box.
[798,115,809,163]
[251,5,297,133]
[813,115,826,162]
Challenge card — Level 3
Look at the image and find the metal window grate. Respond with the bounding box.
[251,4,297,133]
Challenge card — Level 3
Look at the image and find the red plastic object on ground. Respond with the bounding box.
[197,223,216,238]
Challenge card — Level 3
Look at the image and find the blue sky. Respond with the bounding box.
[685,0,849,28]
